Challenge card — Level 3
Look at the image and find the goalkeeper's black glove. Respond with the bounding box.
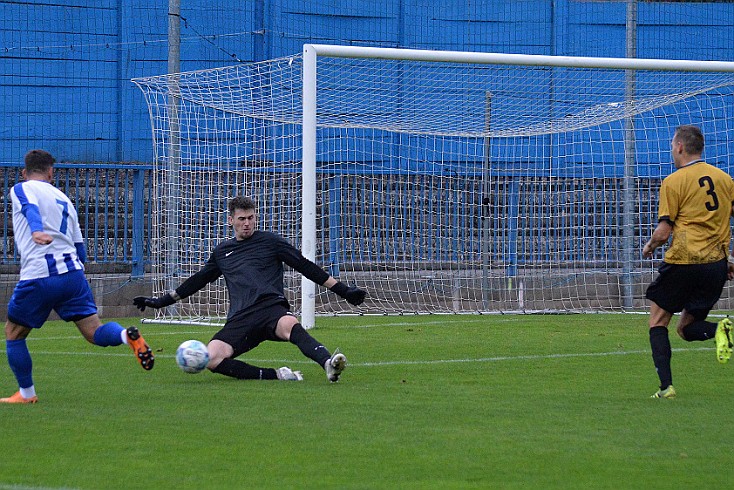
[330,282,367,306]
[133,293,176,311]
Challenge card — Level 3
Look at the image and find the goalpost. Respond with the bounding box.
[133,46,734,327]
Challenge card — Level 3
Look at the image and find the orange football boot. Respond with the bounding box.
[0,391,38,404]
[126,327,155,370]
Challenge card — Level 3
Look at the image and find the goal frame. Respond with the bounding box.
[300,44,734,328]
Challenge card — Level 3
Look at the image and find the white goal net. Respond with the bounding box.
[133,46,734,326]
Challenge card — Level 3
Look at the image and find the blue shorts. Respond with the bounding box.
[7,270,97,329]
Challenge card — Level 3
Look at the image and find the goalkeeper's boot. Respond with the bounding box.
[126,327,155,371]
[276,366,304,381]
[0,391,38,404]
[325,350,347,383]
[650,385,676,399]
[715,318,733,364]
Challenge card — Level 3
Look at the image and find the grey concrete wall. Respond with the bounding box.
[0,274,152,322]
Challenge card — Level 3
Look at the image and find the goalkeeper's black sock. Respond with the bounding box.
[649,326,673,390]
[212,358,277,380]
[289,323,331,366]
[680,320,717,341]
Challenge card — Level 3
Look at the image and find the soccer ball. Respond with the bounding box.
[175,340,210,374]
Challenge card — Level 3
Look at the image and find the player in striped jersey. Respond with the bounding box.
[643,125,734,399]
[1,150,154,404]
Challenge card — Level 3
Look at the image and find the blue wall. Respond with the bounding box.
[1,0,733,166]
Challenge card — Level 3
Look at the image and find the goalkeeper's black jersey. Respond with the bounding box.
[175,230,329,321]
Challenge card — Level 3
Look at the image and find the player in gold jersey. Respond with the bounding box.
[643,125,734,398]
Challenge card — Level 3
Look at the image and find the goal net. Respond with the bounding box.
[132,46,734,326]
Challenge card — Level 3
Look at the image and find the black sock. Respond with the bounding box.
[649,326,672,390]
[289,323,331,366]
[681,320,717,341]
[212,358,277,380]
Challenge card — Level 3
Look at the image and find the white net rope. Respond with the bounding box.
[133,53,734,321]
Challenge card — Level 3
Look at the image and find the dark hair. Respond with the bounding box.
[24,149,55,174]
[228,196,256,214]
[674,125,704,155]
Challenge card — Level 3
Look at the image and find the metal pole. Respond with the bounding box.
[622,0,637,309]
[308,44,734,73]
[166,0,181,306]
[301,45,318,329]
[168,0,180,90]
[132,169,144,277]
[481,92,491,311]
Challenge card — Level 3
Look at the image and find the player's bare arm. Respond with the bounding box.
[643,220,673,258]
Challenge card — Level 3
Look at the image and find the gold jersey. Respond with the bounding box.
[658,161,734,264]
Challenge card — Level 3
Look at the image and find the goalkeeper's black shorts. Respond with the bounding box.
[211,300,295,357]
[645,259,727,320]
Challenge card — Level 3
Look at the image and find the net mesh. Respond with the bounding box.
[133,51,734,322]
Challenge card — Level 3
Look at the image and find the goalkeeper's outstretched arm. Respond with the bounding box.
[324,276,367,306]
[133,263,222,311]
[287,254,367,306]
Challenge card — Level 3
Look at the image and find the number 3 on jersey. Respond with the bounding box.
[698,175,719,211]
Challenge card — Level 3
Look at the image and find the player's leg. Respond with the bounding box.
[207,338,235,369]
[275,314,331,365]
[207,339,279,380]
[0,320,38,404]
[645,263,687,398]
[74,313,117,344]
[648,301,675,397]
[676,310,717,341]
[1,278,53,403]
[59,272,154,370]
[676,261,731,362]
[275,314,346,382]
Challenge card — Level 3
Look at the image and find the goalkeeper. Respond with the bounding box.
[134,196,366,382]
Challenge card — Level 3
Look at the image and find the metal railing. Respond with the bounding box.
[1,162,154,277]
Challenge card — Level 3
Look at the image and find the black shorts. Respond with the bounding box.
[645,259,727,320]
[211,302,296,358]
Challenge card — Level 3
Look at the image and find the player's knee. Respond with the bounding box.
[275,315,299,341]
[206,351,226,370]
[206,340,233,369]
[5,321,31,341]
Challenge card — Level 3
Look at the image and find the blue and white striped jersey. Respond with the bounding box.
[11,180,85,280]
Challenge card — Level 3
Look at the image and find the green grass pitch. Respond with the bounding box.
[1,313,732,489]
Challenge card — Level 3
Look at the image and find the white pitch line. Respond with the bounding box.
[343,319,495,328]
[20,319,501,342]
[0,346,713,366]
[25,330,210,341]
[0,485,80,490]
[357,347,712,366]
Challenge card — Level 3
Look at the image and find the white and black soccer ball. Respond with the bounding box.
[175,340,210,374]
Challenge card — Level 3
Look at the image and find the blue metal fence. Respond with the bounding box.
[1,162,154,277]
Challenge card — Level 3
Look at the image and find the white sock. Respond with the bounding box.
[121,329,129,345]
[20,386,36,399]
